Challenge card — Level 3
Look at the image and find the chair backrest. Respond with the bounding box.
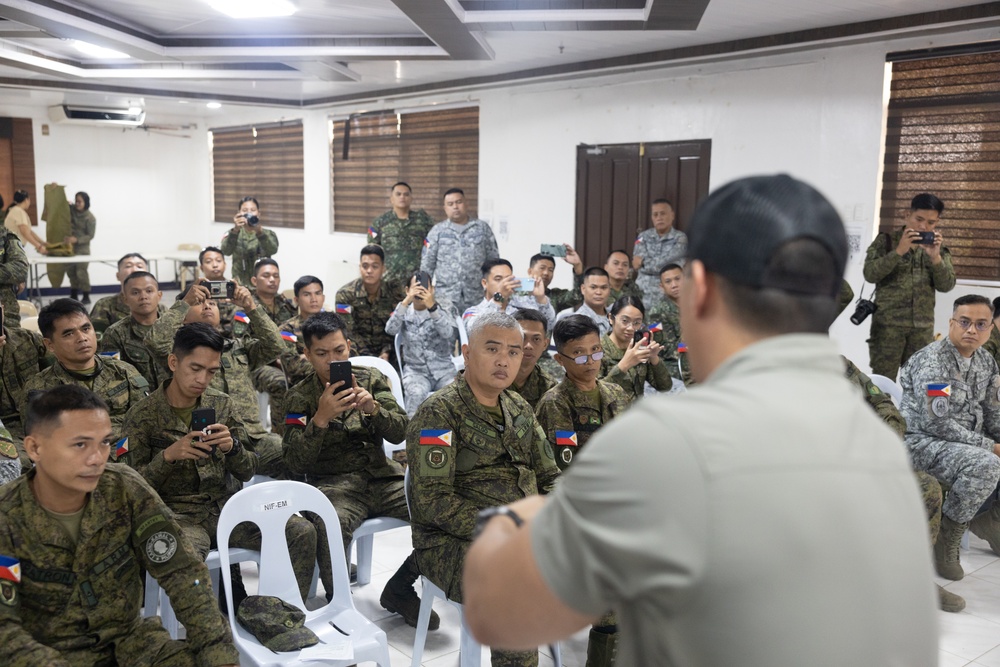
[20,316,39,333]
[217,481,352,618]
[351,355,405,411]
[17,300,37,318]
[456,314,469,346]
[869,373,903,405]
[394,333,404,376]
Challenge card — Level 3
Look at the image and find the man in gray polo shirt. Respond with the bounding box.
[460,175,937,666]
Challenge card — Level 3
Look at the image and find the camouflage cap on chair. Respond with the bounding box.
[236,595,320,652]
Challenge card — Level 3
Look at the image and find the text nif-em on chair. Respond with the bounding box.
[217,480,391,666]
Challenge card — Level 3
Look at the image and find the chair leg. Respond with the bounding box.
[355,533,374,586]
[549,643,562,666]
[142,571,159,617]
[459,610,483,667]
[411,576,441,667]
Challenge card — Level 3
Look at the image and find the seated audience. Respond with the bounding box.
[278,275,328,389]
[90,253,163,336]
[573,249,642,307]
[557,266,612,335]
[0,323,50,466]
[249,258,296,433]
[335,245,405,366]
[199,245,239,335]
[99,271,170,387]
[463,259,555,331]
[647,262,692,385]
[509,309,556,410]
[599,295,672,402]
[526,249,585,313]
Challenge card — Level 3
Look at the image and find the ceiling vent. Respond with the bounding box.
[47,104,145,127]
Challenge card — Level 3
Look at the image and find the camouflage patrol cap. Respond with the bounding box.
[686,174,847,298]
[236,595,319,652]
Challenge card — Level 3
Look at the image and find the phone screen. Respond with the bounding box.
[328,361,353,389]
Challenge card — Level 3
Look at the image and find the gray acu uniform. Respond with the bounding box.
[901,338,1000,523]
[384,300,459,417]
[420,219,499,314]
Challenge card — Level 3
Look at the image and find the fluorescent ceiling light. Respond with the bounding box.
[72,40,130,59]
[207,0,296,19]
[206,102,222,109]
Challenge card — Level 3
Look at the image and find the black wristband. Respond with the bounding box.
[473,506,524,538]
[428,303,440,313]
[224,438,243,457]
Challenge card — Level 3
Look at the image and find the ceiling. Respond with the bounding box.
[0,0,996,109]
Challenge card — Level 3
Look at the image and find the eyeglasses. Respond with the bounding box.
[951,317,994,333]
[615,317,643,329]
[571,351,604,365]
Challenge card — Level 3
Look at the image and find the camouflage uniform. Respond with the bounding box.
[384,300,459,417]
[599,333,674,403]
[556,303,610,337]
[144,301,288,478]
[535,377,628,471]
[0,464,239,666]
[407,377,559,667]
[536,353,565,381]
[647,299,692,386]
[0,423,18,486]
[0,227,27,330]
[572,272,643,309]
[369,209,436,285]
[277,313,315,389]
[219,227,278,286]
[100,317,171,388]
[251,292,297,327]
[0,327,49,465]
[900,338,1000,523]
[863,228,956,379]
[335,278,406,366]
[19,356,149,459]
[420,219,500,314]
[282,366,411,591]
[463,297,557,334]
[547,285,580,314]
[90,294,165,338]
[249,293,296,433]
[122,382,316,601]
[65,208,96,294]
[984,327,1000,370]
[510,364,557,412]
[633,227,687,308]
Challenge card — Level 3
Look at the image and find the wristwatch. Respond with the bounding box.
[492,291,504,303]
[362,400,381,417]
[473,505,524,538]
[428,303,440,313]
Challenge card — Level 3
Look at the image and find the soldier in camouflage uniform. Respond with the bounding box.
[0,421,18,485]
[464,259,557,333]
[509,309,556,411]
[278,275,327,390]
[421,188,500,314]
[368,182,436,285]
[20,299,149,459]
[99,271,171,388]
[89,253,164,337]
[900,294,1000,583]
[145,282,288,478]
[647,263,692,386]
[534,315,628,663]
[281,312,436,627]
[336,245,406,367]
[198,246,240,337]
[0,223,27,330]
[633,199,688,309]
[0,385,239,666]
[863,193,955,380]
[248,259,296,434]
[124,323,317,603]
[219,196,279,286]
[527,250,585,316]
[407,311,559,667]
[384,273,458,417]
[577,249,644,311]
[0,325,49,465]
[600,296,673,403]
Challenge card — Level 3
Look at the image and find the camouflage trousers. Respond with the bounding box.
[63,616,200,667]
[402,369,454,418]
[416,540,540,667]
[908,437,1000,523]
[251,365,288,435]
[248,431,287,479]
[175,511,318,604]
[66,261,91,292]
[868,322,933,381]
[918,470,943,543]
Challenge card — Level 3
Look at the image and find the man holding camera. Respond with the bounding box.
[463,259,556,332]
[863,193,955,379]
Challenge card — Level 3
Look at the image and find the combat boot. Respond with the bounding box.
[970,502,1000,557]
[937,584,966,613]
[379,553,440,630]
[934,515,968,581]
[586,627,619,667]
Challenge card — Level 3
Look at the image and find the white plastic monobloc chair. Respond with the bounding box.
[869,373,903,406]
[453,314,468,371]
[348,355,410,586]
[217,480,392,666]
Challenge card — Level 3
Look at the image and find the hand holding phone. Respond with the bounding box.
[191,407,217,451]
[540,243,568,258]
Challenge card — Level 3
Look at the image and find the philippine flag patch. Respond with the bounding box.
[280,331,297,343]
[420,429,452,446]
[677,342,688,353]
[555,431,578,446]
[423,238,430,248]
[99,351,120,360]
[115,437,129,458]
[927,383,951,397]
[285,413,308,427]
[647,322,663,334]
[368,226,378,237]
[233,311,250,324]
[336,304,352,315]
[0,556,20,583]
[462,309,475,321]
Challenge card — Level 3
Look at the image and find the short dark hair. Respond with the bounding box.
[911,193,944,215]
[391,181,411,192]
[529,253,556,269]
[954,294,992,313]
[606,249,630,261]
[360,245,385,262]
[199,246,224,264]
[444,188,464,198]
[302,311,349,348]
[117,252,148,270]
[652,198,673,209]
[714,239,839,335]
[609,295,645,317]
[582,266,610,282]
[253,258,278,276]
[25,385,108,436]
[993,297,1000,321]
[239,196,260,208]
[122,271,157,289]
[74,191,91,210]
[38,298,90,339]
[553,315,600,350]
[481,258,513,278]
[293,275,323,297]
[513,308,549,335]
[660,262,683,276]
[172,322,226,359]
[11,190,28,206]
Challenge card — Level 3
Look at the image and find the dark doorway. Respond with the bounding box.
[574,140,711,268]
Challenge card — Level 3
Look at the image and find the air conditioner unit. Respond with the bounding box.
[48,104,145,127]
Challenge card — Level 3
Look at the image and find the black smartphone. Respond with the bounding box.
[915,231,936,244]
[540,243,567,258]
[633,329,650,345]
[412,271,431,290]
[328,361,353,390]
[191,407,216,449]
[206,280,236,299]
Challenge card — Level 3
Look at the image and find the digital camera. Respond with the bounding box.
[850,299,878,325]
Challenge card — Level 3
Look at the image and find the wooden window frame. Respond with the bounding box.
[330,106,479,234]
[880,44,1000,281]
[209,120,305,230]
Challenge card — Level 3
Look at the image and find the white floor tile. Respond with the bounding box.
[938,609,1000,661]
[939,650,972,667]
